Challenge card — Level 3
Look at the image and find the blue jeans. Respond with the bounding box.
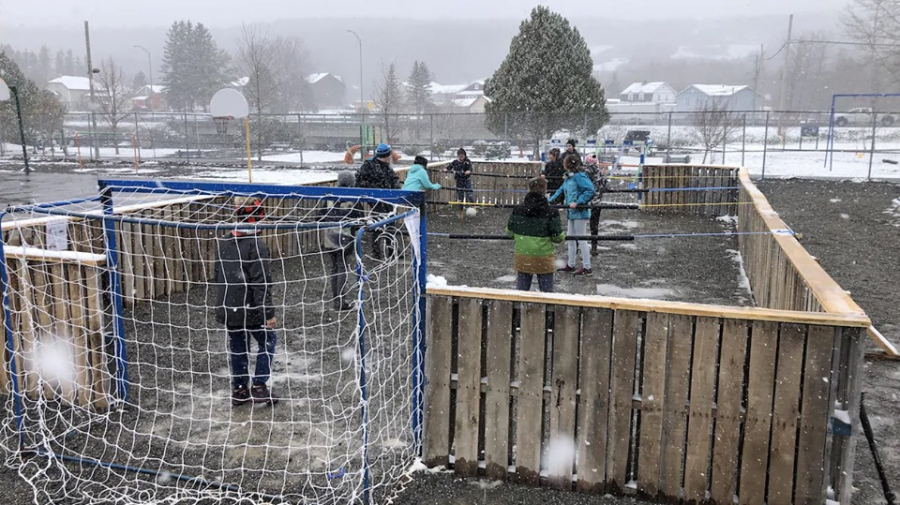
[228,329,277,389]
[516,272,554,292]
[456,179,474,203]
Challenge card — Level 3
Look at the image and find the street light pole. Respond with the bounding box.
[84,20,100,160]
[347,30,365,159]
[134,45,154,111]
[8,86,30,174]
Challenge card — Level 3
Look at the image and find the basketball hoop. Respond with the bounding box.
[213,116,233,135]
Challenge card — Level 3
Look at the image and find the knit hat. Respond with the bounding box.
[375,143,392,157]
[585,154,598,165]
[337,171,355,188]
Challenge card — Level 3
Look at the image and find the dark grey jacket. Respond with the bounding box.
[214,232,275,328]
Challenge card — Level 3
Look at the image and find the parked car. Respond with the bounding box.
[834,107,896,127]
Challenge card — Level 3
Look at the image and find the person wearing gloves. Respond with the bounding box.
[402,156,440,262]
[445,148,475,205]
[506,177,565,292]
[402,156,442,192]
[583,154,610,256]
[550,154,595,275]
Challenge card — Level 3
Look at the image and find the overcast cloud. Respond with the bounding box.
[0,0,847,27]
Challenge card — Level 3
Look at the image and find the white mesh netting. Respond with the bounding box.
[0,185,424,504]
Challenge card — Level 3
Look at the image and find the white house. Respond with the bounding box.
[619,82,677,103]
[428,80,485,106]
[675,84,762,112]
[47,76,95,110]
[450,95,490,113]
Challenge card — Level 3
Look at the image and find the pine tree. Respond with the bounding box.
[0,52,67,148]
[37,46,52,84]
[54,50,66,77]
[64,50,75,75]
[407,61,433,115]
[132,71,148,91]
[161,20,230,111]
[484,6,608,155]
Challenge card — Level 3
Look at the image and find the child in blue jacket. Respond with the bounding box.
[550,154,595,275]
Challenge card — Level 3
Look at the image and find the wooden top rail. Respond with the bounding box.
[426,286,871,328]
[1,245,107,266]
[738,170,865,316]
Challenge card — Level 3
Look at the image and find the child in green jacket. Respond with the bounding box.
[506,178,565,292]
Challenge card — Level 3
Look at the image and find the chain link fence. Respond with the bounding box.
[3,109,899,179]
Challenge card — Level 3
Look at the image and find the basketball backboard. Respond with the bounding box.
[209,88,249,119]
[0,77,10,102]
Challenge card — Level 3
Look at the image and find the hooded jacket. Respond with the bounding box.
[506,192,565,274]
[542,159,565,192]
[549,171,596,220]
[356,157,400,189]
[402,164,441,192]
[215,232,275,329]
[445,158,474,183]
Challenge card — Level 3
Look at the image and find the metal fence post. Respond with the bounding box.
[742,114,746,166]
[133,112,141,162]
[762,111,770,179]
[430,114,435,158]
[666,112,673,155]
[868,113,877,181]
[183,113,190,162]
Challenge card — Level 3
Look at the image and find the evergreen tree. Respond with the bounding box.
[54,50,66,77]
[0,52,67,147]
[64,49,75,75]
[132,71,148,91]
[161,20,230,111]
[37,46,52,84]
[484,6,608,155]
[406,61,433,114]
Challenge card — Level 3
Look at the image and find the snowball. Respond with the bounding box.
[341,347,356,363]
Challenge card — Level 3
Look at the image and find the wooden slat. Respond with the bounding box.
[607,309,638,489]
[739,320,779,504]
[142,215,155,299]
[637,312,669,496]
[767,323,806,503]
[454,297,482,477]
[514,302,546,485]
[483,299,512,480]
[794,325,837,503]
[548,305,579,490]
[425,287,870,328]
[424,296,453,467]
[660,313,693,496]
[683,317,720,502]
[131,219,145,301]
[66,264,91,407]
[576,308,613,492]
[84,266,109,411]
[710,319,749,503]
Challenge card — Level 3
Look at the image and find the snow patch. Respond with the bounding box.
[884,198,900,227]
[426,274,448,288]
[545,437,576,479]
[829,198,841,203]
[493,274,517,283]
[840,213,850,220]
[716,215,738,226]
[596,283,677,299]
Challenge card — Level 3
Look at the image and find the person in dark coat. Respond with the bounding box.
[215,197,278,406]
[565,138,581,164]
[541,148,565,193]
[584,154,610,256]
[356,143,400,190]
[506,178,565,292]
[356,143,399,259]
[445,148,475,204]
[321,171,364,311]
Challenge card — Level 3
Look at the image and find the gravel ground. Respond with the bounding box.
[426,202,752,306]
[757,178,900,505]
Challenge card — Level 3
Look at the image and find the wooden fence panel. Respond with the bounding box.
[607,310,639,489]
[710,319,749,503]
[454,297,482,477]
[739,321,779,504]
[637,312,669,497]
[548,305,579,490]
[767,323,806,503]
[660,314,693,497]
[423,296,453,467]
[683,317,719,502]
[483,300,512,480]
[515,303,546,485]
[576,308,613,492]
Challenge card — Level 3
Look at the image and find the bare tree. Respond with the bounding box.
[236,23,278,161]
[374,62,402,143]
[96,58,132,154]
[842,0,900,88]
[271,37,315,113]
[692,99,740,163]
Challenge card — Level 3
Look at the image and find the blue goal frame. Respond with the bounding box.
[824,93,900,171]
[0,178,429,505]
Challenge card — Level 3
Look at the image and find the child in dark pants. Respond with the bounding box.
[506,178,565,292]
[445,148,474,203]
[215,197,279,406]
[321,171,363,311]
[584,154,609,255]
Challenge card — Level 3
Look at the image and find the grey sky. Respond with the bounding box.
[0,0,847,27]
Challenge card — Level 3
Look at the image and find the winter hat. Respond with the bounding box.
[414,155,429,168]
[566,139,577,148]
[235,197,265,223]
[337,171,355,188]
[375,143,392,157]
[585,154,598,165]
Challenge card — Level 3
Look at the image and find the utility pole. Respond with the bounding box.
[777,14,794,136]
[347,30,365,160]
[752,44,764,123]
[134,45,154,111]
[8,86,30,174]
[85,20,100,160]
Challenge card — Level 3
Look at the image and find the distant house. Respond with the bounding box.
[131,85,168,111]
[676,85,762,112]
[450,95,490,113]
[428,80,486,111]
[47,76,94,110]
[619,82,677,103]
[306,73,346,108]
[230,77,250,90]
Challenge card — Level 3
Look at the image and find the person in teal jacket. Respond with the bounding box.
[402,156,442,192]
[550,154,595,275]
